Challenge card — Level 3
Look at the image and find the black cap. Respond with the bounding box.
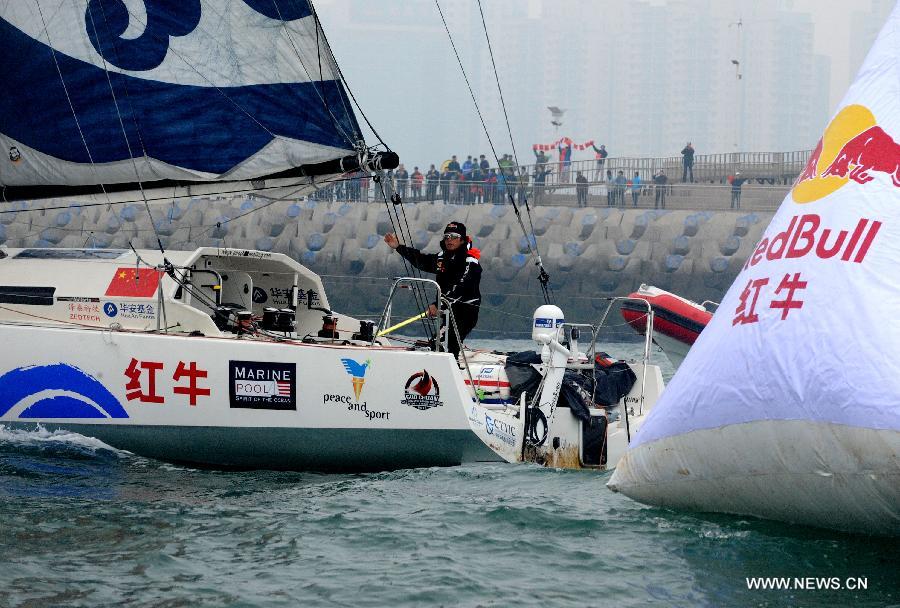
[444,221,466,238]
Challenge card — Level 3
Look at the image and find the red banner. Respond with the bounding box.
[532,137,595,152]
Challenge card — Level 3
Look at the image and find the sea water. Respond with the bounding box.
[1,341,896,608]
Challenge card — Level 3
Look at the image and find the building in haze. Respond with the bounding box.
[319,0,862,168]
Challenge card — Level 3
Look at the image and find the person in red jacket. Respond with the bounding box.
[384,221,482,357]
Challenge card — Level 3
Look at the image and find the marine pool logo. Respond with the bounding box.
[229,360,296,410]
[0,363,128,419]
[401,370,443,410]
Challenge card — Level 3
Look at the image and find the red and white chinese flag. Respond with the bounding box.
[104,267,163,298]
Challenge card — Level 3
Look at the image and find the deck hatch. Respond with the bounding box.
[14,249,126,260]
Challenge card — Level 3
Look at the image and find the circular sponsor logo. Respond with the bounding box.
[103,302,118,317]
[252,286,268,303]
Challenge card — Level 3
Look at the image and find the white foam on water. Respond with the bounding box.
[0,423,131,458]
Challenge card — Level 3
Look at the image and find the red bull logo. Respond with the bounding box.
[793,104,900,203]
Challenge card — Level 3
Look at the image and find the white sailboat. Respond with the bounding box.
[0,1,664,471]
[609,2,900,535]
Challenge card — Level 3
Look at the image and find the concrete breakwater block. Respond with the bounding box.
[154,218,177,237]
[709,256,730,273]
[664,254,685,272]
[494,253,528,282]
[579,213,599,239]
[321,211,337,234]
[616,239,637,256]
[104,215,122,235]
[0,201,29,225]
[720,235,741,256]
[630,214,649,240]
[489,204,509,219]
[671,235,691,256]
[733,213,761,237]
[517,234,537,254]
[531,217,551,236]
[411,229,432,250]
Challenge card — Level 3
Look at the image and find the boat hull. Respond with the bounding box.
[0,323,498,471]
[609,420,900,535]
[1,423,490,471]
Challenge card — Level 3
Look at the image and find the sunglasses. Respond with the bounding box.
[443,233,462,240]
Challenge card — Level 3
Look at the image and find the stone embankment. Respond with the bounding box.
[0,197,776,338]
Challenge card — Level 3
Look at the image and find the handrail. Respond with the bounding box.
[375,277,441,350]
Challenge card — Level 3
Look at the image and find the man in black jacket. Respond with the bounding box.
[384,221,482,357]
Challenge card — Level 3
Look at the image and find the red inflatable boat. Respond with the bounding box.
[620,285,714,369]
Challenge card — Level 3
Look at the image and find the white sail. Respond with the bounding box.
[609,1,900,535]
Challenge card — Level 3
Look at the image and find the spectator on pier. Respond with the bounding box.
[653,170,668,209]
[558,142,573,182]
[462,155,474,180]
[448,155,461,175]
[485,169,498,204]
[517,166,529,204]
[479,154,490,171]
[575,171,589,207]
[395,164,409,199]
[730,172,748,209]
[533,164,551,204]
[591,143,608,180]
[411,166,424,201]
[471,165,484,204]
[631,171,642,207]
[614,170,627,208]
[606,169,614,206]
[681,142,695,182]
[426,164,439,202]
[440,168,453,202]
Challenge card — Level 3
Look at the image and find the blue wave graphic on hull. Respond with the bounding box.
[0,364,128,419]
[0,17,358,174]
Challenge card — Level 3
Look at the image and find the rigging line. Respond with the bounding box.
[476,0,519,170]
[374,178,436,342]
[270,1,359,148]
[33,1,112,209]
[474,0,548,303]
[373,176,435,341]
[307,7,387,149]
[86,3,165,257]
[433,1,544,276]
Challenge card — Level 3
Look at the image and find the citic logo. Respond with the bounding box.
[793,104,900,204]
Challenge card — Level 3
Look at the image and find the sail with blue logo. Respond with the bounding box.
[609,2,900,535]
[0,1,387,200]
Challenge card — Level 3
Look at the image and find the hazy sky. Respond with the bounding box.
[316,0,890,165]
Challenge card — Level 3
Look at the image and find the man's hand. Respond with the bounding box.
[384,233,399,249]
[426,303,439,318]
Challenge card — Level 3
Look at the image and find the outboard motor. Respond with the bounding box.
[532,304,565,359]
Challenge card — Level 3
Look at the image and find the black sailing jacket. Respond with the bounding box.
[396,241,482,309]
